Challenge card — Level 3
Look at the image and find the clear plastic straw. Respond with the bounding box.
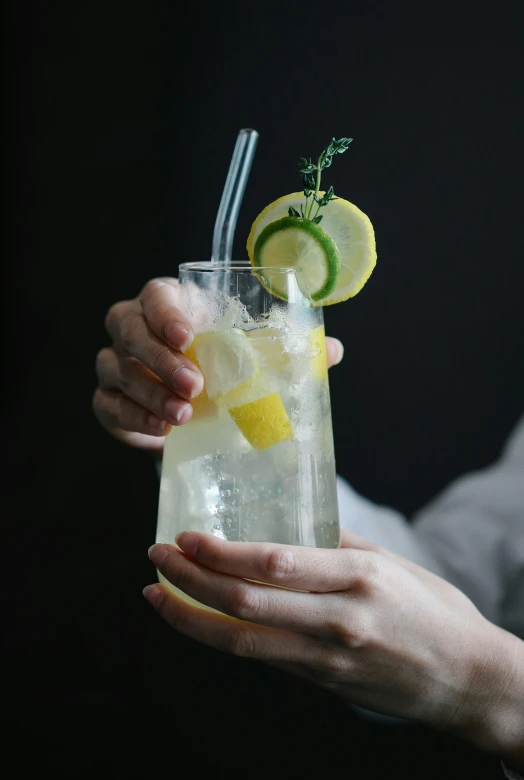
[211,128,259,265]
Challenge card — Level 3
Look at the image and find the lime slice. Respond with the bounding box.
[251,216,340,302]
[247,193,376,305]
[188,329,259,399]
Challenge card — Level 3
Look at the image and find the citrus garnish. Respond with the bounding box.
[248,193,376,305]
[246,137,376,305]
[309,325,328,380]
[187,329,259,399]
[246,327,288,371]
[182,343,219,419]
[251,216,340,302]
[229,392,293,450]
[187,389,219,420]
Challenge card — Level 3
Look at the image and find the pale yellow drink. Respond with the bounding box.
[155,264,340,611]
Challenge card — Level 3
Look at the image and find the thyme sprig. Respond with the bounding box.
[288,137,352,223]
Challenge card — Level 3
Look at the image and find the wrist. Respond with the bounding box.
[450,622,524,770]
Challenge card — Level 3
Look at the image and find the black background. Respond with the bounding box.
[6,1,524,777]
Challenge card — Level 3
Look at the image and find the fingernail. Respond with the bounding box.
[175,532,199,557]
[173,366,204,399]
[148,544,169,567]
[148,414,166,430]
[331,338,344,365]
[165,398,191,424]
[176,403,191,423]
[143,584,164,608]
[166,322,193,351]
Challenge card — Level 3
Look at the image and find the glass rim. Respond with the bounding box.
[178,261,297,275]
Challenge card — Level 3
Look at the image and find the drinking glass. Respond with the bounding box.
[156,262,340,608]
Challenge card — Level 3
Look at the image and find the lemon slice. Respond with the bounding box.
[182,344,219,419]
[188,389,219,420]
[247,192,376,305]
[188,329,259,399]
[246,327,288,371]
[309,325,328,380]
[251,216,340,302]
[229,392,293,450]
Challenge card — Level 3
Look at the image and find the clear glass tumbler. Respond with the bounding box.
[156,262,340,608]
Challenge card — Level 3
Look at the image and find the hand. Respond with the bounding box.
[144,530,524,767]
[93,277,344,453]
[92,278,202,451]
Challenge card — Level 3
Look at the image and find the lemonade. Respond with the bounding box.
[155,136,376,610]
[156,264,340,606]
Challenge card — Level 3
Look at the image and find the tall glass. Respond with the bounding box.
[156,262,340,608]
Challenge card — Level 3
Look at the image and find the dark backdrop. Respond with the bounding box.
[6,1,523,777]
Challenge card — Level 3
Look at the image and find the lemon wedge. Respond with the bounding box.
[246,327,288,371]
[309,325,328,380]
[187,329,259,399]
[229,392,293,450]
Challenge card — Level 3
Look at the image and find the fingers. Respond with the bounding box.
[149,545,341,636]
[104,303,203,400]
[95,347,193,426]
[142,582,322,663]
[325,337,344,368]
[92,387,175,436]
[339,528,382,553]
[106,430,166,451]
[339,528,453,592]
[171,533,382,593]
[138,278,195,351]
[103,282,342,402]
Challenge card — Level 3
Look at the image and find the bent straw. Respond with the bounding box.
[211,128,259,264]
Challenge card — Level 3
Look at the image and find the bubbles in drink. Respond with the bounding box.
[156,285,340,608]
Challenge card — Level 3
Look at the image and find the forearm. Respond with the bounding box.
[451,623,524,771]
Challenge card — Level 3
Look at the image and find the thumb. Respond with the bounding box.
[326,337,344,368]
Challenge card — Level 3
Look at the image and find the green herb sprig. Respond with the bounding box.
[288,137,353,223]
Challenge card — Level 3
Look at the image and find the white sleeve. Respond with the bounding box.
[411,415,524,637]
[337,415,524,639]
[501,761,524,780]
[336,476,441,572]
